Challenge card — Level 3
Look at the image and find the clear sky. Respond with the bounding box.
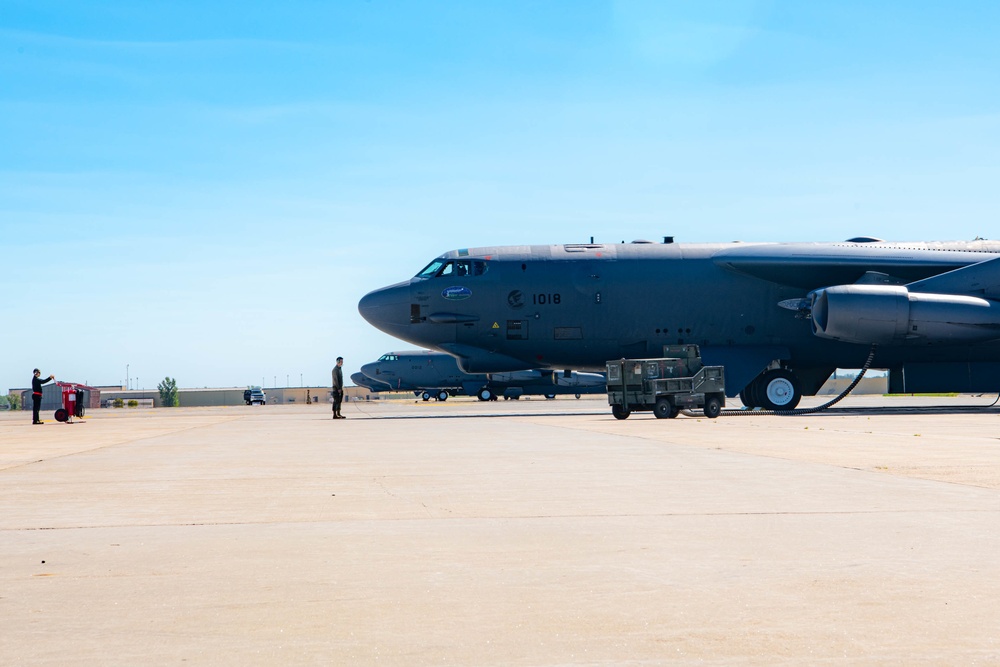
[3,0,1000,392]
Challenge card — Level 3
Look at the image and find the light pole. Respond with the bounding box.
[126,364,129,390]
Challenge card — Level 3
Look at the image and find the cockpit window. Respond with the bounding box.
[416,258,488,278]
[416,260,446,278]
[377,354,399,362]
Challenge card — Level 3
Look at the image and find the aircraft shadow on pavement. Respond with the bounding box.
[346,410,609,420]
[347,401,1000,420]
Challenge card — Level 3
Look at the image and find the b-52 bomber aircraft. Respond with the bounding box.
[359,350,606,401]
[359,237,1000,410]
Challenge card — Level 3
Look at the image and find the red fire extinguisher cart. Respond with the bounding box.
[54,382,88,423]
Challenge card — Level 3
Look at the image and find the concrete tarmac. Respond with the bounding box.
[2,395,1000,665]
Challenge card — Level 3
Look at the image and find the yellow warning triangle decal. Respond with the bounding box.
[492,322,500,329]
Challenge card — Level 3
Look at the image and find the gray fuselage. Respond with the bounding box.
[359,239,1000,400]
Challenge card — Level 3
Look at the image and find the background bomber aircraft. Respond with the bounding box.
[359,237,1000,410]
[359,350,606,401]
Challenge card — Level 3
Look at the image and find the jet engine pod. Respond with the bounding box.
[809,285,910,344]
[809,284,1000,345]
[440,344,534,373]
[490,370,545,383]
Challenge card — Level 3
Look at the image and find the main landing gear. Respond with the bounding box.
[477,388,499,401]
[739,369,802,411]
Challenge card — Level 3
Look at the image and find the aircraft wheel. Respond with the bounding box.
[739,387,757,409]
[759,369,801,410]
[437,391,448,401]
[477,388,493,401]
[653,398,677,419]
[544,394,556,400]
[422,391,432,401]
[54,408,69,422]
[611,405,631,420]
[703,395,722,418]
[575,393,581,399]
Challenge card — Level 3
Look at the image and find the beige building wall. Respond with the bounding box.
[98,386,376,408]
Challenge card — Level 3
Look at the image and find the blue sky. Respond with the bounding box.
[3,0,1000,391]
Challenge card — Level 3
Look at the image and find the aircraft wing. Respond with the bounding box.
[905,255,1000,299]
[712,243,984,290]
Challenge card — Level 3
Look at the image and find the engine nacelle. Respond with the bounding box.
[444,344,533,373]
[554,370,607,388]
[809,285,1000,344]
[490,370,547,383]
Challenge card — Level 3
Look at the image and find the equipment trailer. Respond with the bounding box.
[606,345,726,420]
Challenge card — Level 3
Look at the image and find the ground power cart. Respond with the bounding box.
[606,345,725,420]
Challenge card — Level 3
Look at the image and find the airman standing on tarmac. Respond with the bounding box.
[31,368,55,424]
[332,357,345,419]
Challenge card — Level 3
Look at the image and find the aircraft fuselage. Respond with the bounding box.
[360,239,1000,408]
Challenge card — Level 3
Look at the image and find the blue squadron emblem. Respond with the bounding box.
[442,286,472,300]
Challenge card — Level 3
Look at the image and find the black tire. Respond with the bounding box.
[54,408,69,422]
[703,395,722,418]
[575,393,581,399]
[437,391,448,401]
[739,387,757,409]
[759,369,802,411]
[611,404,631,420]
[422,392,431,401]
[653,398,674,419]
[544,394,556,400]
[477,388,492,401]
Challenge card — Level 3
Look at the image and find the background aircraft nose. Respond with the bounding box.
[358,281,412,337]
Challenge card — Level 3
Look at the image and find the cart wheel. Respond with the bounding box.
[653,398,674,419]
[703,395,722,419]
[54,408,69,422]
[611,405,631,420]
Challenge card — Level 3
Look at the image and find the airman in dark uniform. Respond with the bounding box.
[332,357,345,419]
[31,368,55,424]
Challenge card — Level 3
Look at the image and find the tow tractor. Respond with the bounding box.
[606,345,726,420]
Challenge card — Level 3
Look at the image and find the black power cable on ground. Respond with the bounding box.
[722,344,878,417]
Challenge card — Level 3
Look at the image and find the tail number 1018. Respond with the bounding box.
[533,293,561,305]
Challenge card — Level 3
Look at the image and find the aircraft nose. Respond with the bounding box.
[358,281,412,338]
[359,362,379,379]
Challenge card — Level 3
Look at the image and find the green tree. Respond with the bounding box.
[6,392,21,411]
[158,377,179,407]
